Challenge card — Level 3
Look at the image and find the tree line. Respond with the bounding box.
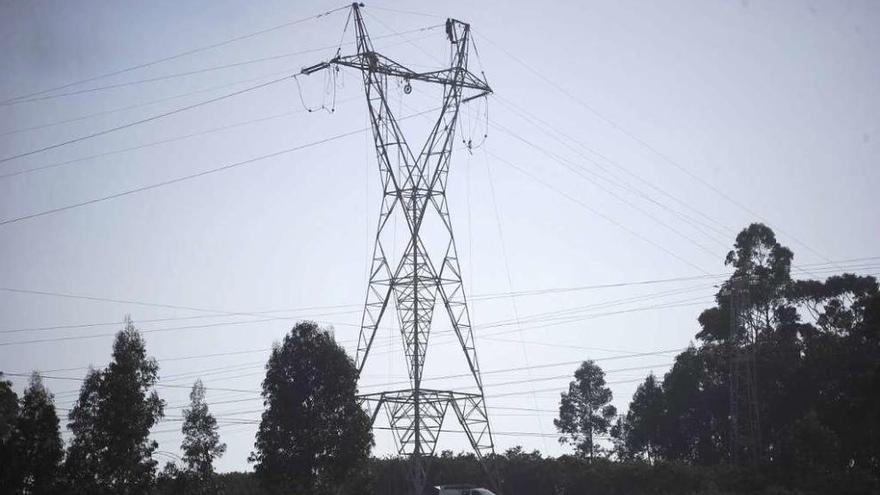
[0,320,371,495]
[1,223,878,494]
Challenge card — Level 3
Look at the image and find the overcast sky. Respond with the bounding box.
[1,0,878,473]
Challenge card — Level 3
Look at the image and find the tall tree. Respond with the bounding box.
[250,321,372,495]
[554,360,616,460]
[622,222,880,487]
[17,373,64,494]
[696,223,794,343]
[65,317,165,495]
[652,345,728,465]
[0,372,23,493]
[623,373,665,461]
[180,379,226,493]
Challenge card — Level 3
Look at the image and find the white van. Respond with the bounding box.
[435,485,497,495]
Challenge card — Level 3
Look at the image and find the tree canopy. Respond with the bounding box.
[65,317,165,495]
[17,373,64,494]
[554,360,617,459]
[181,379,226,491]
[250,321,373,494]
[617,223,880,490]
[0,372,23,493]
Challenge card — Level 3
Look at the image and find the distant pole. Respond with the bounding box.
[301,4,496,493]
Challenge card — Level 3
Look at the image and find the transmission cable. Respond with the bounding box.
[0,4,351,105]
[0,107,437,226]
[475,30,842,271]
[0,24,441,108]
[483,148,712,275]
[491,119,723,261]
[0,94,360,181]
[491,94,733,245]
[0,75,295,166]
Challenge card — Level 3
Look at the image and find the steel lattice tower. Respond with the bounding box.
[727,276,762,466]
[302,4,495,492]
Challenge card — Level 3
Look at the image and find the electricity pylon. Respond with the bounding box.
[726,276,762,466]
[302,4,495,493]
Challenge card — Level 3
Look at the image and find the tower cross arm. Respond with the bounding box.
[301,54,491,101]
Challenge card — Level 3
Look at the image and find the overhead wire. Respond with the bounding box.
[19,350,681,410]
[0,107,438,227]
[399,81,715,275]
[483,148,711,275]
[0,95,359,181]
[0,68,295,139]
[0,4,352,105]
[487,122,721,267]
[2,259,874,339]
[474,30,843,271]
[0,26,439,107]
[0,75,296,166]
[484,149,549,447]
[0,280,717,348]
[0,26,441,142]
[490,94,733,246]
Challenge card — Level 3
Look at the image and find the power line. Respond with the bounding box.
[0,4,351,105]
[491,94,734,246]
[0,287,351,320]
[0,283,711,348]
[0,311,361,348]
[403,87,717,275]
[0,68,294,139]
[0,125,349,225]
[0,95,358,181]
[361,360,677,392]
[0,302,360,335]
[475,30,841,270]
[473,257,880,299]
[490,119,723,264]
[23,353,680,410]
[42,347,273,374]
[368,5,445,19]
[484,148,711,275]
[484,146,549,447]
[3,258,874,335]
[0,75,294,166]
[488,377,647,399]
[0,24,442,108]
[0,108,438,227]
[1,372,262,395]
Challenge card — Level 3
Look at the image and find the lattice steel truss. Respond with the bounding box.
[727,276,762,466]
[302,3,494,492]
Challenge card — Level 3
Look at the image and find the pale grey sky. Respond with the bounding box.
[1,0,878,472]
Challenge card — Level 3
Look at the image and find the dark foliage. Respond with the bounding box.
[155,380,227,495]
[17,373,64,494]
[0,373,23,493]
[616,223,880,493]
[65,317,165,495]
[212,450,877,495]
[250,321,373,494]
[0,372,65,494]
[181,379,226,489]
[3,223,876,495]
[554,360,617,459]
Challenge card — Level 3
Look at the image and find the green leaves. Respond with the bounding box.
[554,360,616,459]
[180,379,226,487]
[65,317,165,494]
[17,373,64,494]
[251,321,372,495]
